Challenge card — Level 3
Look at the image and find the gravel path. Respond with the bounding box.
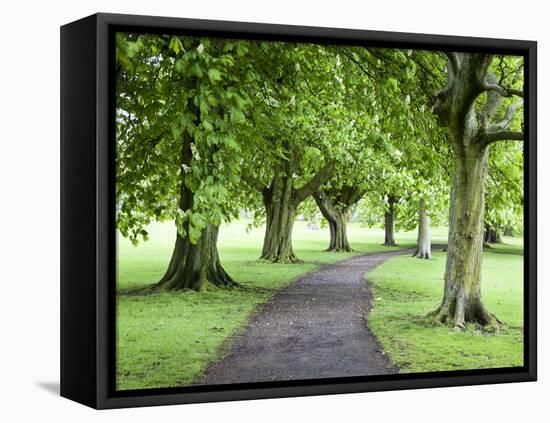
[202,249,413,385]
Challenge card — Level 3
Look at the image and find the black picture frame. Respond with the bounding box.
[60,12,537,409]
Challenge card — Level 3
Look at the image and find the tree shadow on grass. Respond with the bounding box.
[117,283,273,297]
[483,244,524,256]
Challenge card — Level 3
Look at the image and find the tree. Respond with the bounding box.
[313,185,364,251]
[430,53,524,328]
[237,43,357,262]
[116,34,255,290]
[259,157,335,262]
[413,199,432,258]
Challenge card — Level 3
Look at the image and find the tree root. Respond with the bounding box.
[427,303,501,332]
[413,250,432,259]
[260,252,303,264]
[149,268,237,292]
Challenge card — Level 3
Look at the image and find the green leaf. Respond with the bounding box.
[230,107,245,124]
[168,37,183,55]
[202,120,214,132]
[208,68,222,82]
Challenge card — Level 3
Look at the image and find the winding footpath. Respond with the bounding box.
[202,249,414,385]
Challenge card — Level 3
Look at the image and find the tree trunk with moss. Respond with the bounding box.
[261,173,298,262]
[259,158,335,263]
[429,52,523,328]
[413,199,431,259]
[154,129,234,291]
[313,189,351,252]
[384,196,397,246]
[155,223,234,290]
[429,144,495,327]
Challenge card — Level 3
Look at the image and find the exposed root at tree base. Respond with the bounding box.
[259,253,303,264]
[413,251,432,259]
[147,273,238,292]
[427,304,502,333]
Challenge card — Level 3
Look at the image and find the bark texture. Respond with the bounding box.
[384,196,397,246]
[430,143,496,328]
[413,199,431,259]
[429,53,521,329]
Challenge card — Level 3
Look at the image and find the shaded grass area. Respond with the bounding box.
[366,237,524,373]
[116,220,427,390]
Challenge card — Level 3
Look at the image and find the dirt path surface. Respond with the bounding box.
[201,249,414,385]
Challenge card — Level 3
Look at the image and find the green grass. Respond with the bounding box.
[117,221,440,389]
[367,237,524,373]
[116,221,523,389]
[116,220,428,390]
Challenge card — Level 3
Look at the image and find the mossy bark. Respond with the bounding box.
[155,224,234,290]
[313,190,352,252]
[413,199,431,259]
[430,53,503,329]
[429,143,498,328]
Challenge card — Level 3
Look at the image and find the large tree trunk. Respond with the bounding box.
[384,196,396,246]
[313,190,352,252]
[154,126,234,291]
[258,158,335,263]
[484,225,502,244]
[428,53,514,329]
[155,224,234,290]
[429,127,498,329]
[260,174,298,263]
[413,199,431,259]
[428,52,524,329]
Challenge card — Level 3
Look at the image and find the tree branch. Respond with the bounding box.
[483,130,524,147]
[445,52,460,74]
[294,160,336,204]
[341,50,375,80]
[488,101,523,132]
[482,83,524,98]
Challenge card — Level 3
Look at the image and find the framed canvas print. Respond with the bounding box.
[60,13,537,409]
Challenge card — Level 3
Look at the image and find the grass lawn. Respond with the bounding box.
[367,237,524,373]
[116,220,523,389]
[116,220,431,390]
